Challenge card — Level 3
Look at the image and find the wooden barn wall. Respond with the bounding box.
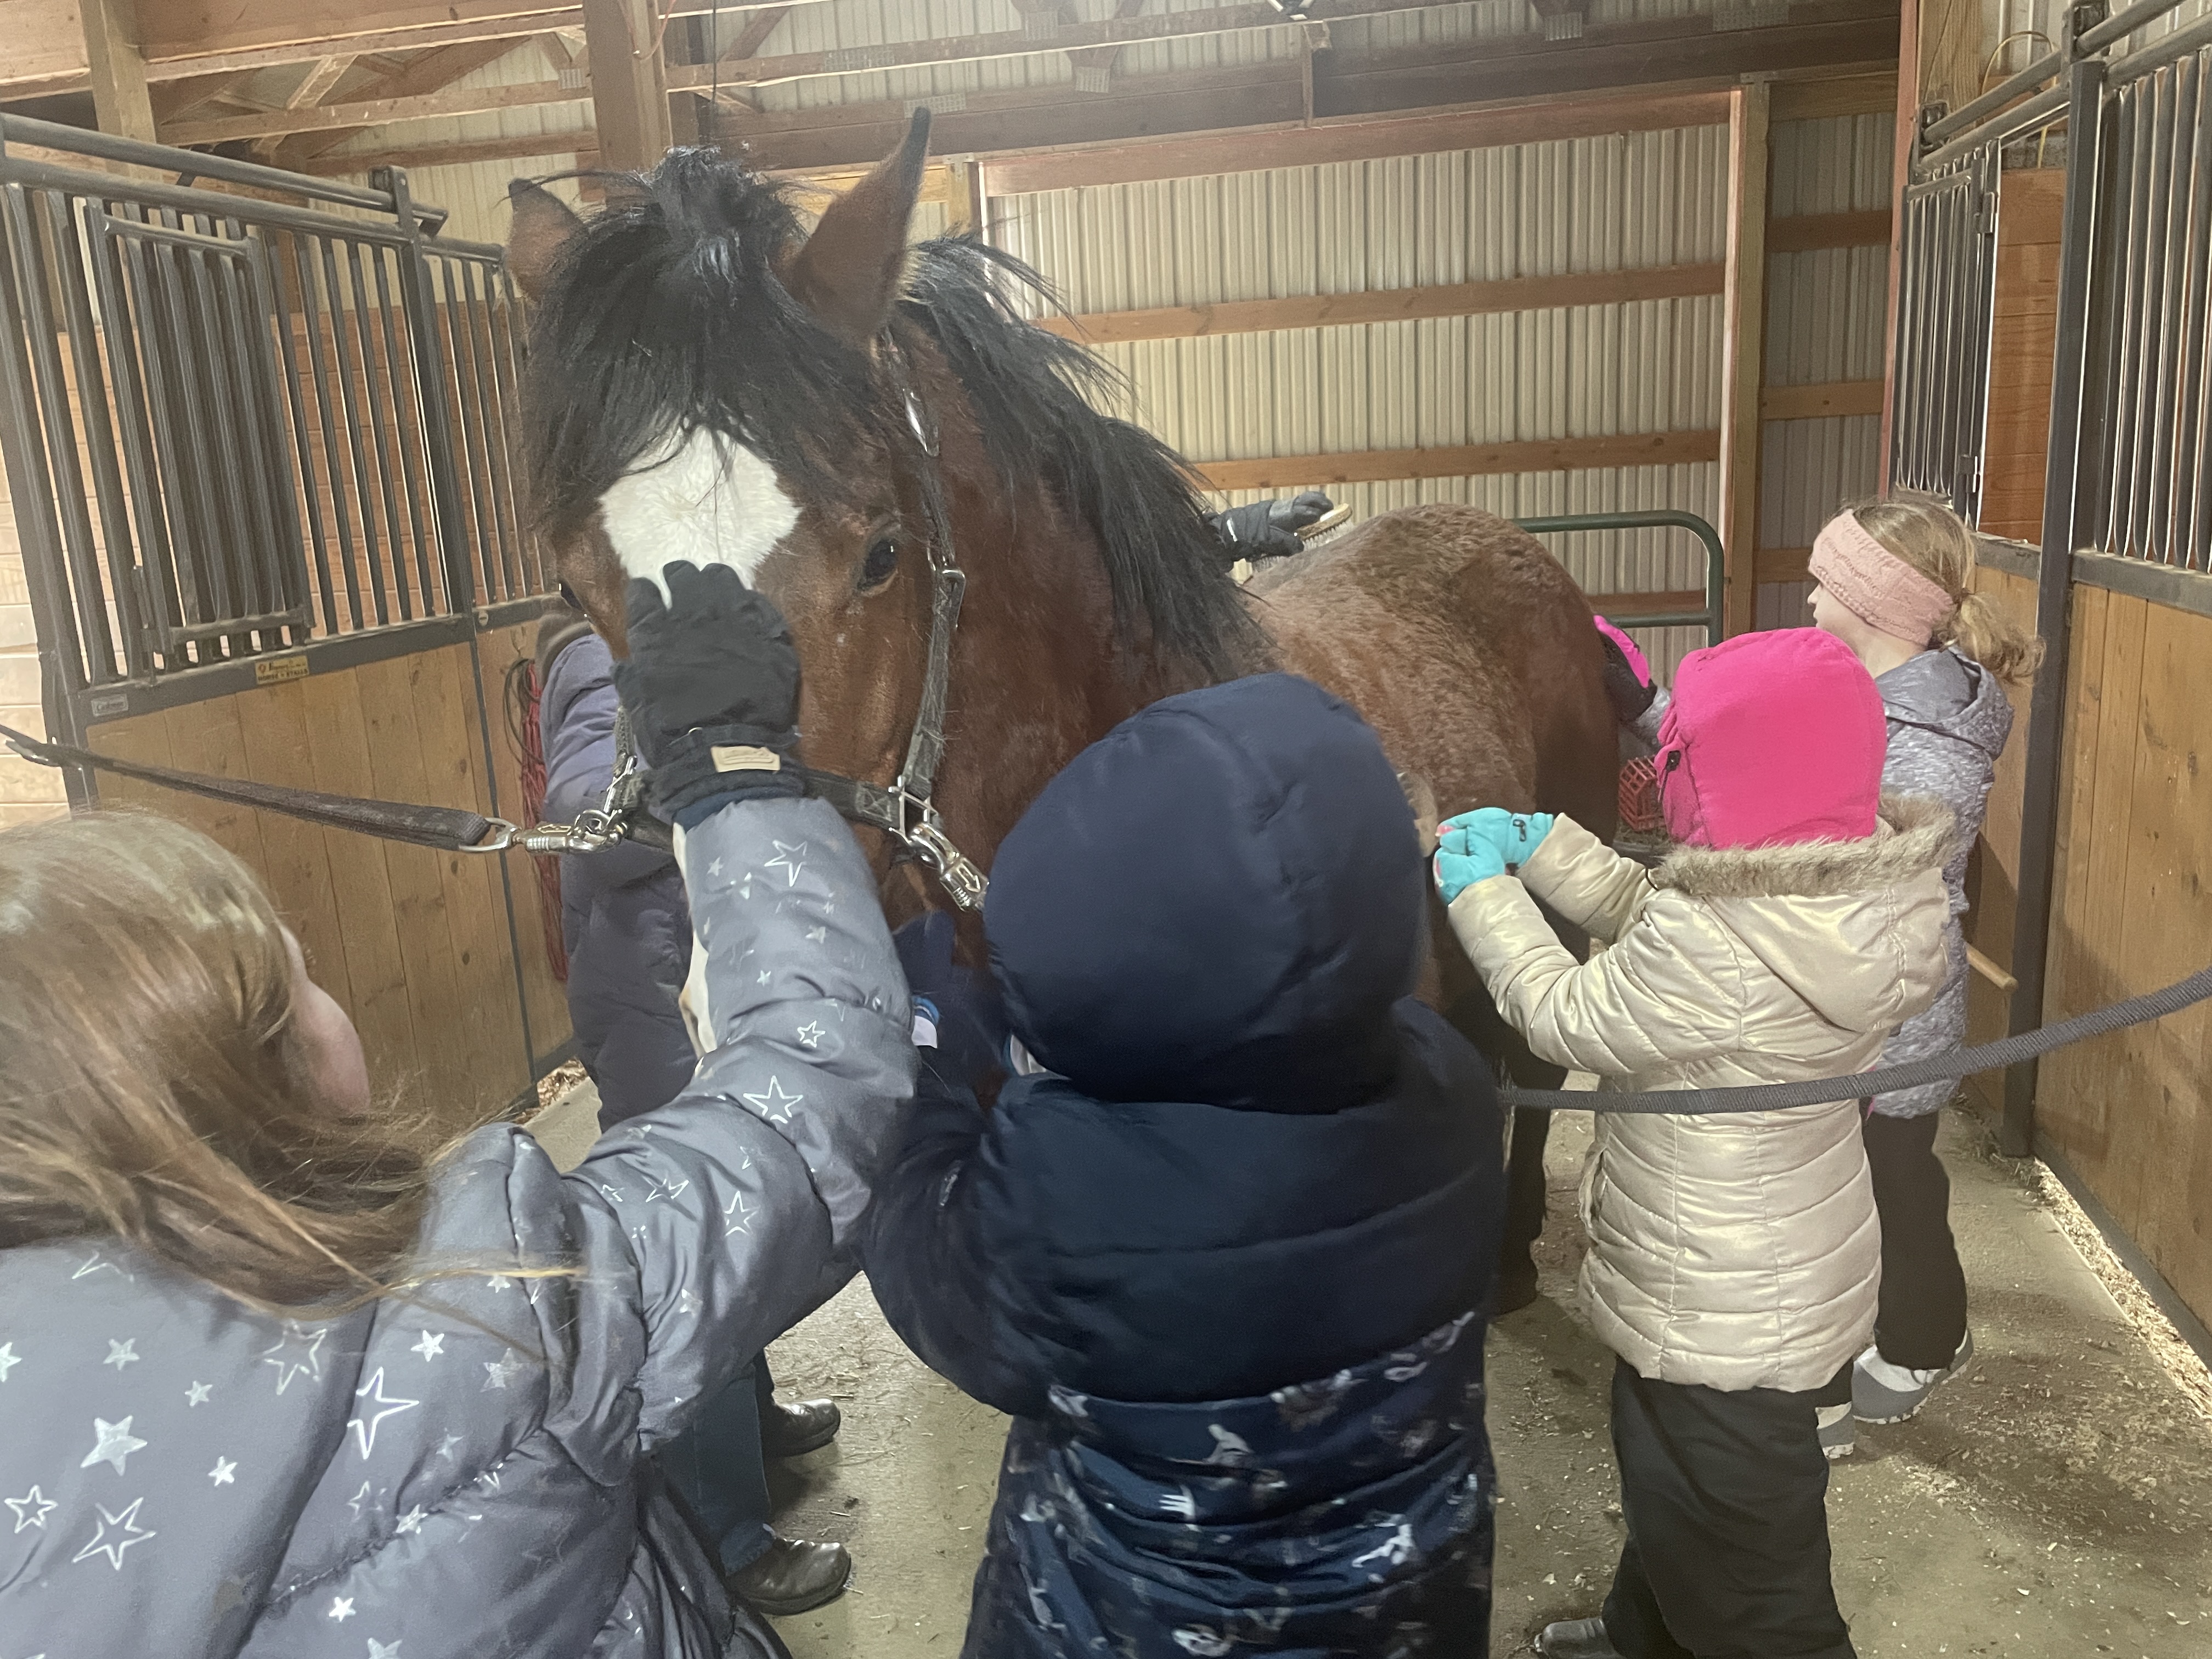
[1959,565,2212,1330]
[82,629,570,1136]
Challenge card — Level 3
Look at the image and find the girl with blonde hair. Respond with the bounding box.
[0,562,911,1659]
[1807,492,2042,1455]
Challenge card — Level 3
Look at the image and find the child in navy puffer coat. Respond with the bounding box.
[866,673,1506,1658]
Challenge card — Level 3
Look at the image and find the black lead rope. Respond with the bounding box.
[11,716,2209,1115]
[1500,958,2212,1114]
[0,722,509,853]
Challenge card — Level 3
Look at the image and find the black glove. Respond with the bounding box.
[894,910,1008,1090]
[1211,493,1336,563]
[610,561,804,826]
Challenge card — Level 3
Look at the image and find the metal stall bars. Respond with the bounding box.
[1887,0,2212,1154]
[1889,137,2003,518]
[1515,510,1728,647]
[2078,4,2212,571]
[0,115,548,772]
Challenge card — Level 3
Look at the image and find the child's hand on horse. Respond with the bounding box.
[611,560,805,825]
[1432,808,1557,902]
[895,910,1009,1090]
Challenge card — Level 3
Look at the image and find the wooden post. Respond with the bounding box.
[80,0,158,142]
[582,0,673,173]
[1718,78,1770,639]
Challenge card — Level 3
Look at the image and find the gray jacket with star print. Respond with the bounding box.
[0,795,911,1659]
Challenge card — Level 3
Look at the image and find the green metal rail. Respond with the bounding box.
[1513,510,1726,647]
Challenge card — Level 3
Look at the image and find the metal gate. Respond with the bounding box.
[1889,143,2001,517]
[0,114,549,757]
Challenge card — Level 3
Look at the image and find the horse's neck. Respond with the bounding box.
[937,488,1198,866]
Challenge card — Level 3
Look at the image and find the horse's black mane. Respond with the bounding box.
[523,147,1265,682]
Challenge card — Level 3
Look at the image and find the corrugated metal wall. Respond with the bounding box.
[989,109,1899,679]
[320,42,596,243]
[1758,111,1895,630]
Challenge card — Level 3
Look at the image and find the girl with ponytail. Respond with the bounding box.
[1807,492,2042,1457]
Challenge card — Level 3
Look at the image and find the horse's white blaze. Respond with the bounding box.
[597,425,798,597]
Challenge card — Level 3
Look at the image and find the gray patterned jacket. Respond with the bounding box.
[1870,647,2016,1116]
[0,796,912,1659]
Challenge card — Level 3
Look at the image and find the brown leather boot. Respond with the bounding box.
[726,1536,851,1617]
[760,1396,840,1459]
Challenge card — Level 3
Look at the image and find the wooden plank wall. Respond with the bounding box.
[1980,169,2065,544]
[84,635,571,1135]
[2032,584,2212,1327]
[1959,566,2212,1329]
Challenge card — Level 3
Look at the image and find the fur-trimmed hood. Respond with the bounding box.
[1654,792,1955,900]
[1649,792,1954,1036]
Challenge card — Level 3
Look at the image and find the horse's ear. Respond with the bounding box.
[506,179,585,301]
[785,108,931,345]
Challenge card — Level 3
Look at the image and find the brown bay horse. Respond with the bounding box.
[506,114,1616,1297]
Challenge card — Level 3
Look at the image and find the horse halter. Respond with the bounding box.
[789,336,989,911]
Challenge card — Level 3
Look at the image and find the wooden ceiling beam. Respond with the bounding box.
[1041,262,1729,346]
[263,37,546,170]
[719,0,1897,176]
[1194,430,1722,493]
[165,63,571,146]
[677,0,1465,92]
[295,130,600,176]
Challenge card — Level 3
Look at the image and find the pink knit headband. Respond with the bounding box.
[1807,512,1957,647]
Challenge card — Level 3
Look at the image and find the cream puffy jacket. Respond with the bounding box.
[1446,797,1954,1392]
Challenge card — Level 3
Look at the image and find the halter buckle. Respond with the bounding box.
[895,792,988,911]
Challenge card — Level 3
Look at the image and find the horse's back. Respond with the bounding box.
[1253,504,1616,834]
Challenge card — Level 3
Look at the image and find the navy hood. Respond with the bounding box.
[985,673,1424,1113]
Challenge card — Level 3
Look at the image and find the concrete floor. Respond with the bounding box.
[527,1086,2212,1657]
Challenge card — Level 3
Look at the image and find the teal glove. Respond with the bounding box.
[1433,836,1506,904]
[1433,808,1557,904]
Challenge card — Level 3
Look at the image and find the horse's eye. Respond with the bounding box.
[858,536,899,592]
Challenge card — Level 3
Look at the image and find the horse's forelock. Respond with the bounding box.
[520,150,876,542]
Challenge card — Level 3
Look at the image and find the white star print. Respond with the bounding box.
[482,1350,524,1391]
[723,1190,757,1237]
[396,1505,426,1536]
[436,1434,462,1463]
[71,1249,120,1280]
[347,1481,371,1519]
[6,1485,56,1532]
[262,1322,327,1394]
[103,1338,140,1370]
[411,1331,444,1361]
[741,1075,803,1124]
[757,968,772,984]
[329,1595,356,1621]
[795,1021,824,1049]
[486,1274,517,1293]
[82,1415,148,1476]
[739,872,754,900]
[368,1640,404,1658]
[1161,1485,1198,1520]
[209,1458,237,1487]
[348,1368,420,1459]
[185,1380,212,1406]
[708,855,724,878]
[0,1341,19,1381]
[676,1288,701,1316]
[805,924,828,944]
[72,1496,156,1570]
[477,1469,501,1493]
[764,840,808,885]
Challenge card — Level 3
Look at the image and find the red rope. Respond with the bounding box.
[507,657,569,984]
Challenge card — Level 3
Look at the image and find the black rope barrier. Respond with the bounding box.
[1501,961,2212,1113]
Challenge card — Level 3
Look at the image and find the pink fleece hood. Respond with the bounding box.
[1655,628,1887,849]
